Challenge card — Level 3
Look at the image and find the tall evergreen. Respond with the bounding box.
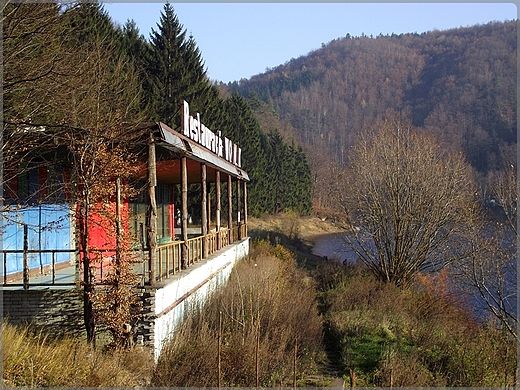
[268,130,313,215]
[295,145,313,214]
[268,130,286,213]
[121,20,155,116]
[147,3,186,125]
[224,93,273,216]
[146,3,210,127]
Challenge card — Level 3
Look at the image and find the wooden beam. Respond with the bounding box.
[228,174,232,242]
[243,181,248,237]
[237,179,242,240]
[147,135,157,285]
[115,177,122,274]
[216,170,221,232]
[201,163,208,258]
[181,157,188,269]
[207,186,211,234]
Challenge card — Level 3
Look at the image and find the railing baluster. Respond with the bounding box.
[166,247,169,277]
[52,251,56,284]
[4,252,7,285]
[158,248,163,282]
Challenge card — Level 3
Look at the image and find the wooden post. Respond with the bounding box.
[147,135,157,285]
[215,171,221,248]
[243,181,248,237]
[207,189,211,233]
[181,157,188,269]
[237,179,242,240]
[227,174,232,242]
[23,224,29,290]
[218,311,222,388]
[115,178,122,266]
[201,163,208,258]
[256,325,260,389]
[293,338,297,389]
[115,178,122,296]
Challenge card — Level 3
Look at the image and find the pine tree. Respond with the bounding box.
[267,131,312,215]
[268,130,286,214]
[146,4,210,127]
[224,94,272,216]
[294,145,313,215]
[121,20,155,116]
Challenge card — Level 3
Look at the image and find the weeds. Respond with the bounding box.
[3,215,517,387]
[152,240,325,387]
[2,322,153,387]
[315,261,517,386]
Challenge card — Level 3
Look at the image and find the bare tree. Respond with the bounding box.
[333,117,478,286]
[56,5,146,345]
[451,163,517,339]
[3,2,147,345]
[2,2,78,212]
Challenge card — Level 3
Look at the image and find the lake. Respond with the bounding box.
[311,232,358,263]
[310,231,517,325]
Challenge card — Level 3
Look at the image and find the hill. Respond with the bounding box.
[229,21,517,207]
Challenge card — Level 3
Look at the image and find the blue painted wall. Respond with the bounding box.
[1,204,73,275]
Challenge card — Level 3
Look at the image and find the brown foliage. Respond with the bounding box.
[152,241,324,387]
[332,117,478,286]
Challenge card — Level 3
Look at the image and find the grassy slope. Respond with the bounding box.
[250,213,517,387]
[3,214,516,387]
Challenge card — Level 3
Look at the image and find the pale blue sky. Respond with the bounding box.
[103,2,517,83]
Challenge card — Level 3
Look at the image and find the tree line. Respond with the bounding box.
[2,2,313,217]
[230,20,516,209]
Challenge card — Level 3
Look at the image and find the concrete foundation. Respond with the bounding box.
[3,238,250,359]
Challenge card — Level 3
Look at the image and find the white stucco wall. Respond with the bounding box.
[152,238,249,359]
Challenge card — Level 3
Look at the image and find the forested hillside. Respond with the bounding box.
[3,3,312,216]
[230,21,517,207]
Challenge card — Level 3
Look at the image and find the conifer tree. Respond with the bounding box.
[146,3,210,127]
[267,131,312,215]
[224,94,272,216]
[121,20,155,115]
[268,130,287,214]
[295,145,313,214]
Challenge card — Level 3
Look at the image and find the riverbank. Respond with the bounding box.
[247,214,346,269]
[250,213,516,387]
[247,214,344,241]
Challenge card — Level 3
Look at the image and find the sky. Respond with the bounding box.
[103,2,517,84]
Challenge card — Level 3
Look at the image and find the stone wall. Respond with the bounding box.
[3,288,86,338]
[3,287,154,345]
[2,238,250,357]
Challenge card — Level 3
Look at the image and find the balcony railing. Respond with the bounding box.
[144,224,247,284]
[2,224,248,288]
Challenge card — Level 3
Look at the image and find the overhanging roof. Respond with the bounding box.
[155,122,249,182]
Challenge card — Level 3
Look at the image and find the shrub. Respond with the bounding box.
[318,263,517,386]
[152,241,324,387]
[2,321,153,387]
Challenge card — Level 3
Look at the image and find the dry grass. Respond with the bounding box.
[315,262,517,387]
[2,321,154,387]
[152,240,326,387]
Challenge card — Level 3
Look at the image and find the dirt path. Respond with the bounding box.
[249,214,347,387]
